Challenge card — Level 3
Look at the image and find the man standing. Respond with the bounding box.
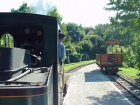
[58,32,65,65]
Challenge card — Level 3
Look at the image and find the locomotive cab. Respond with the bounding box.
[0,13,64,105]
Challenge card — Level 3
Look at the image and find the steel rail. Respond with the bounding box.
[110,75,140,100]
[117,74,140,89]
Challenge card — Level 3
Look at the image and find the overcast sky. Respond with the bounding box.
[0,0,116,27]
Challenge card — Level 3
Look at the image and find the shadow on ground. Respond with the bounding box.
[86,91,132,105]
[84,69,110,82]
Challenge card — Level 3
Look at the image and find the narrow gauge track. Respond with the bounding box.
[109,74,140,101]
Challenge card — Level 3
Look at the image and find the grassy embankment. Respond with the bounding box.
[64,60,95,71]
[119,67,140,80]
[64,60,140,80]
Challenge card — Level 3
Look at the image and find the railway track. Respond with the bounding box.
[109,74,140,102]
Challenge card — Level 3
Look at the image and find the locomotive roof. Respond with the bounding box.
[0,12,58,20]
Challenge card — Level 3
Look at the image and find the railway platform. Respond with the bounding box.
[62,63,133,105]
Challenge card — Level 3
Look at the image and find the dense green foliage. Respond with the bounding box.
[66,23,85,43]
[0,33,14,47]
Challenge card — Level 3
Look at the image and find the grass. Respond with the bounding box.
[64,60,95,71]
[119,67,140,80]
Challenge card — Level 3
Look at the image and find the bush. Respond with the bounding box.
[69,53,82,63]
[81,53,89,61]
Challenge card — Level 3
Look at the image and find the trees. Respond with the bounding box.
[78,40,94,59]
[66,23,85,43]
[11,2,33,13]
[47,6,63,22]
[0,33,14,48]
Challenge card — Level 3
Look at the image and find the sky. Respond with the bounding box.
[0,0,116,27]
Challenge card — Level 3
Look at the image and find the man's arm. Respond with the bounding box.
[61,44,65,61]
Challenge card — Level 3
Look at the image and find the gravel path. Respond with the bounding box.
[63,64,133,105]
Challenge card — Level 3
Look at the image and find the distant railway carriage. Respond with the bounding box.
[96,40,123,74]
[0,13,64,105]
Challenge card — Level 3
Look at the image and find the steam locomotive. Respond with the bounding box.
[0,13,64,105]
